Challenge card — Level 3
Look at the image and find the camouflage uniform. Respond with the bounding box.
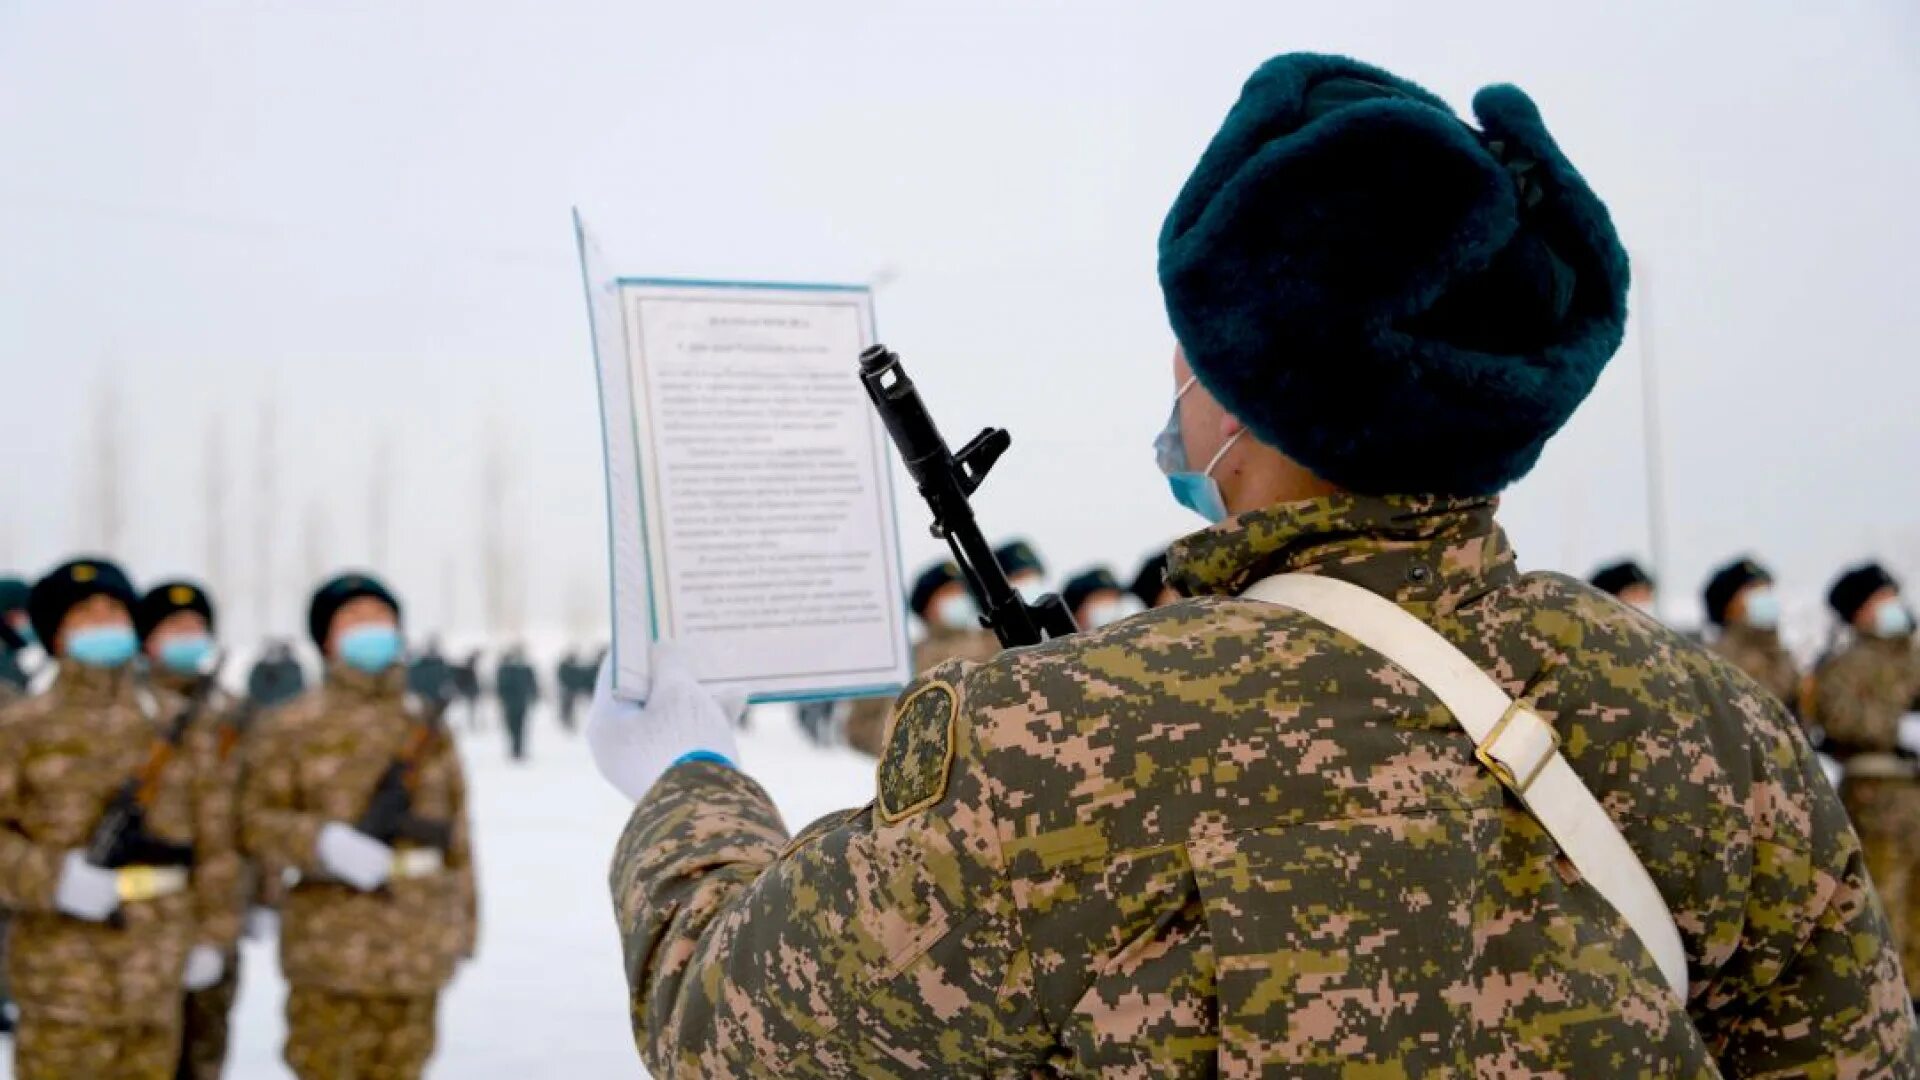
[0,663,243,1080]
[843,627,1000,757]
[240,663,477,1080]
[1810,633,1920,998]
[611,495,1916,1077]
[152,671,255,1080]
[1710,625,1804,717]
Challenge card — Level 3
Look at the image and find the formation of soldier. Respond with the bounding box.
[0,562,476,1080]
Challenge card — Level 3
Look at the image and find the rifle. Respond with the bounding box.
[859,345,1079,648]
[355,703,453,855]
[86,678,217,924]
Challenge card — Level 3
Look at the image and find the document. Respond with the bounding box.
[575,212,912,703]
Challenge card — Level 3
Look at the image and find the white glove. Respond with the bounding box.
[1899,714,1920,757]
[1817,753,1845,792]
[244,906,280,941]
[587,643,744,803]
[315,822,394,892]
[182,944,224,991]
[54,851,120,922]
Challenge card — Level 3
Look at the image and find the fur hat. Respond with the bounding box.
[1829,562,1896,624]
[1590,560,1654,598]
[1159,53,1628,496]
[1703,558,1770,628]
[1062,568,1124,616]
[29,557,137,649]
[909,562,964,621]
[993,540,1046,581]
[136,580,217,643]
[308,571,402,649]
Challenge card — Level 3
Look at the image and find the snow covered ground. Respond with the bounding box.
[0,700,876,1079]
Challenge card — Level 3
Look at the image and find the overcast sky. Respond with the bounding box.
[2,1,1916,646]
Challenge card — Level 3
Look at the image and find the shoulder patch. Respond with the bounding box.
[877,680,958,824]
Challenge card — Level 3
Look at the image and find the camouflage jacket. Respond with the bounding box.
[1709,625,1804,714]
[239,663,477,995]
[845,626,1003,757]
[154,670,280,913]
[0,663,243,1025]
[1810,635,1920,759]
[611,495,1915,1078]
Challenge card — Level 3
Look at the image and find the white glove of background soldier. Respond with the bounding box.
[182,944,225,991]
[588,642,744,803]
[315,821,394,892]
[54,850,120,922]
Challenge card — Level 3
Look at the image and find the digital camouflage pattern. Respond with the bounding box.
[239,663,477,997]
[844,627,1001,757]
[1709,625,1804,716]
[284,986,437,1080]
[0,663,242,1030]
[11,1015,179,1080]
[1811,633,1920,997]
[612,495,1916,1078]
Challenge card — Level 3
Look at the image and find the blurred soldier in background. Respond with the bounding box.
[1591,558,1658,615]
[993,539,1049,604]
[240,573,476,1080]
[1810,561,1920,1004]
[448,650,482,731]
[588,53,1912,1074]
[405,636,453,711]
[494,646,538,763]
[133,580,252,1080]
[1060,566,1146,630]
[554,649,598,733]
[0,578,31,1034]
[1129,551,1181,609]
[843,562,999,758]
[1702,557,1802,714]
[0,558,241,1080]
[246,641,306,711]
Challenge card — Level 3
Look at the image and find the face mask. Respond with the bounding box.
[66,626,137,669]
[1155,376,1246,524]
[338,625,402,674]
[1874,602,1914,639]
[1630,599,1659,619]
[1084,596,1146,629]
[1741,589,1781,631]
[158,634,215,675]
[1014,578,1047,605]
[932,592,980,631]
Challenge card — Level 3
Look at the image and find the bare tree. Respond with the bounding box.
[252,396,277,638]
[479,417,523,639]
[203,415,230,595]
[369,427,393,572]
[81,372,126,554]
[301,498,330,600]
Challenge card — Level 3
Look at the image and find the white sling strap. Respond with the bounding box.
[1241,572,1690,1000]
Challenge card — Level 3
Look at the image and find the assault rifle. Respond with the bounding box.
[859,344,1078,648]
[355,702,453,853]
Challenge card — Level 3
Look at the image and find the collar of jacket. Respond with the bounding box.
[1720,624,1784,650]
[49,659,138,708]
[1167,493,1517,616]
[325,661,407,701]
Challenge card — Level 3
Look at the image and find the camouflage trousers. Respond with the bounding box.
[285,987,438,1080]
[1843,776,1920,997]
[176,949,240,1080]
[13,1015,180,1080]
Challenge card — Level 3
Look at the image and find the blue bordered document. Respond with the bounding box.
[575,211,911,704]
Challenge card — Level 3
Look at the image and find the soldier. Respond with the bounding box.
[246,640,307,711]
[842,562,1000,758]
[0,558,241,1079]
[1129,551,1181,610]
[586,52,1914,1075]
[1591,558,1659,615]
[554,651,584,732]
[993,539,1049,603]
[1809,562,1920,1005]
[446,651,482,731]
[1,575,45,697]
[133,580,254,1080]
[239,572,477,1080]
[494,646,539,763]
[405,636,453,710]
[1060,566,1145,630]
[1703,557,1803,714]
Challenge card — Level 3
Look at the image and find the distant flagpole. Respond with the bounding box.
[1635,258,1670,609]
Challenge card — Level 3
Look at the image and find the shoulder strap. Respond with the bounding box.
[1241,573,1689,1000]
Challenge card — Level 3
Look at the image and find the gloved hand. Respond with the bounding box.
[1898,713,1920,758]
[54,851,120,922]
[587,642,744,802]
[314,822,394,892]
[244,906,280,941]
[182,944,224,991]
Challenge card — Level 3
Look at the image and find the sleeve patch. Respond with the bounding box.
[877,681,958,824]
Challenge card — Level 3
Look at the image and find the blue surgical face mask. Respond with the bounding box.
[1014,578,1047,605]
[932,592,981,632]
[338,625,402,674]
[1741,589,1781,631]
[66,626,137,669]
[1874,601,1914,640]
[157,634,215,675]
[1155,375,1246,524]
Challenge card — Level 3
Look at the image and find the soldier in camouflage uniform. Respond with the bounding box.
[843,562,1000,758]
[240,572,476,1080]
[1810,562,1920,1001]
[1703,557,1802,714]
[1060,566,1146,630]
[1128,551,1180,610]
[1591,558,1659,615]
[134,580,257,1080]
[0,559,242,1080]
[588,52,1915,1076]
